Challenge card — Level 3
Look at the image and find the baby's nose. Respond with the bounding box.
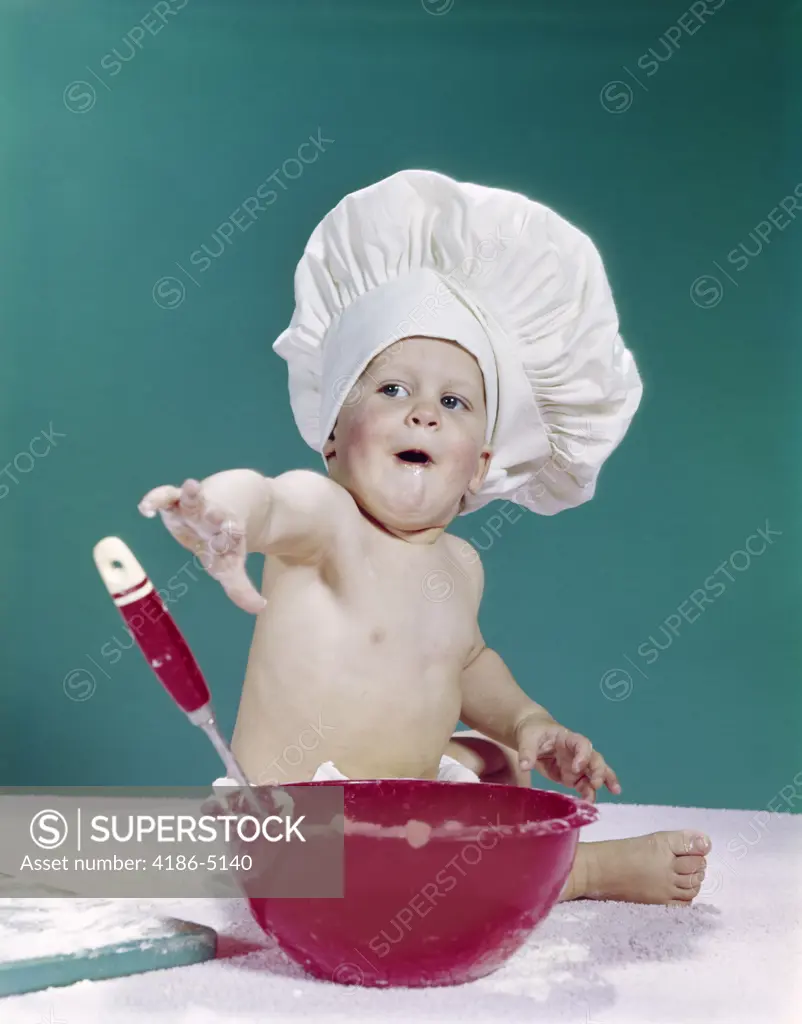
[408,404,439,428]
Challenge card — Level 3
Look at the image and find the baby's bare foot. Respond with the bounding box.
[560,830,711,906]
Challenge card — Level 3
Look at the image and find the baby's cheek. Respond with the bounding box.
[452,437,484,476]
[343,413,374,453]
[340,408,389,462]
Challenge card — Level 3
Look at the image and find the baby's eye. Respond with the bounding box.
[441,395,467,411]
[380,384,409,398]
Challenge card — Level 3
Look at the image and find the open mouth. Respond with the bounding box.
[395,449,434,466]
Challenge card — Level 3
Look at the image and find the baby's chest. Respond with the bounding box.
[353,554,476,663]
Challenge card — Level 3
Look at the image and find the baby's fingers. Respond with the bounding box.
[177,478,204,518]
[159,507,205,553]
[583,753,622,797]
[558,732,593,775]
[214,564,267,615]
[138,484,182,518]
[200,521,264,612]
[604,763,622,795]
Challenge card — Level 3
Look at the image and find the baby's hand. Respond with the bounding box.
[515,715,622,804]
[138,478,267,614]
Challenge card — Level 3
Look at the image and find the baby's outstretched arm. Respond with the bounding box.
[138,469,350,612]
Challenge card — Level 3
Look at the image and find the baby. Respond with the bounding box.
[140,169,711,904]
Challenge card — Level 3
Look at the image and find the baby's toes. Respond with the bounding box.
[680,829,711,856]
[675,854,706,877]
[676,867,705,892]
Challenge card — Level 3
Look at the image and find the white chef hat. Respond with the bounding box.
[272,169,642,515]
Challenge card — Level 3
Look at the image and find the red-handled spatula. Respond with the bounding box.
[92,536,264,813]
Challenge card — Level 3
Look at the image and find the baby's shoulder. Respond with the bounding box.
[280,470,360,526]
[442,532,485,598]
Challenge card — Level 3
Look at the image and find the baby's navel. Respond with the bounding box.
[369,628,385,644]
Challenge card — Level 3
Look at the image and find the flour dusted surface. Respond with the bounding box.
[0,805,799,1023]
[0,898,173,960]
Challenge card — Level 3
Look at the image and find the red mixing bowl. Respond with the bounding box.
[242,779,598,988]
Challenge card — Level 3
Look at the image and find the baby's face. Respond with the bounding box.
[323,336,492,535]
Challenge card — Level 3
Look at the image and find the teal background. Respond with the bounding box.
[2,0,799,812]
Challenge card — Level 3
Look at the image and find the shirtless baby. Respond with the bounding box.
[139,333,711,906]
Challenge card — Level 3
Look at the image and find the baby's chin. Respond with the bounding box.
[350,481,464,532]
[329,451,470,528]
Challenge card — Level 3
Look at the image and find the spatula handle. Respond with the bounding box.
[93,536,211,715]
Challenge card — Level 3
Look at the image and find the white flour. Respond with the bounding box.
[0,898,171,961]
